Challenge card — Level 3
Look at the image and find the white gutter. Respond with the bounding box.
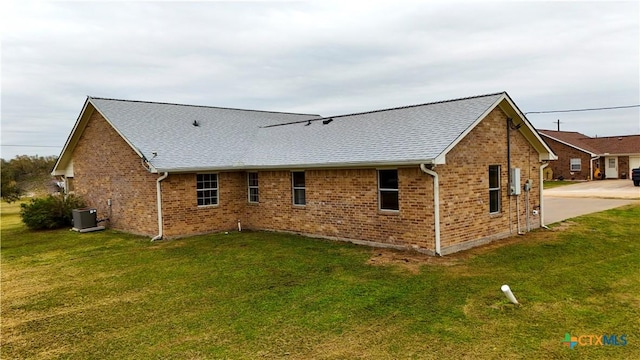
[152,158,438,174]
[539,163,549,229]
[420,164,441,256]
[151,172,169,241]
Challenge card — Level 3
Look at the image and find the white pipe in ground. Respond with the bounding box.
[501,284,519,304]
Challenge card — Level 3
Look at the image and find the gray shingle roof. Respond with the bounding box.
[89,98,320,171]
[88,92,507,172]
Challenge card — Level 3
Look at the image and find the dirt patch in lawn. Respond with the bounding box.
[548,220,577,232]
[367,249,461,274]
[367,223,576,273]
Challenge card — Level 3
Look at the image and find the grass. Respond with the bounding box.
[544,180,581,189]
[2,201,639,359]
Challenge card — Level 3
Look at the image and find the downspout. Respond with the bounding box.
[539,163,549,229]
[151,172,169,241]
[420,164,441,256]
[507,117,512,234]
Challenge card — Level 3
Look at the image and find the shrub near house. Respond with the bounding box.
[20,194,85,230]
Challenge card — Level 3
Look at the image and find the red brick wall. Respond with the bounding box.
[242,168,435,250]
[161,172,246,237]
[542,137,592,180]
[437,107,541,253]
[71,109,158,236]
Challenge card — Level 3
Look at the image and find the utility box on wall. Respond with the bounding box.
[72,208,97,230]
[510,168,521,195]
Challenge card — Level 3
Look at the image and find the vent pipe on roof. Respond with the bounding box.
[193,120,200,127]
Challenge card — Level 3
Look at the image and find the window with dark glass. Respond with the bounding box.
[248,173,259,203]
[378,169,399,211]
[196,173,218,206]
[292,171,306,205]
[489,165,500,213]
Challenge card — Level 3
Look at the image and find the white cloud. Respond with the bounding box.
[1,0,638,159]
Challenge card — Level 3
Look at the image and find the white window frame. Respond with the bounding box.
[196,173,218,206]
[378,169,399,211]
[489,165,501,214]
[292,171,306,206]
[247,172,259,203]
[570,158,581,172]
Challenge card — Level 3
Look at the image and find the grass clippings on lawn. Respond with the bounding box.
[1,201,639,359]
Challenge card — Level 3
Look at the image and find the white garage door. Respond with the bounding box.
[630,156,640,170]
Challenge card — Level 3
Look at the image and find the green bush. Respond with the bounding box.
[20,195,86,230]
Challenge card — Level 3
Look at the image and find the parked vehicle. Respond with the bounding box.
[632,168,640,186]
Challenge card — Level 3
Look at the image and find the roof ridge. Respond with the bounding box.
[87,96,321,117]
[261,91,506,128]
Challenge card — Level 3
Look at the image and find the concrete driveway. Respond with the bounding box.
[545,179,639,199]
[544,180,639,224]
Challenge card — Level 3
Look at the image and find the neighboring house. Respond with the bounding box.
[539,130,640,180]
[52,92,556,255]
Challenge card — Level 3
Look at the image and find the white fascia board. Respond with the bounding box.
[539,133,597,157]
[433,93,508,165]
[500,95,558,161]
[51,98,91,175]
[600,152,640,157]
[153,158,437,173]
[89,99,147,161]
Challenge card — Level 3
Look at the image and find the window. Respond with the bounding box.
[489,165,501,214]
[608,158,616,168]
[570,158,581,171]
[378,169,399,211]
[66,177,75,193]
[247,172,259,203]
[292,171,305,205]
[196,173,218,206]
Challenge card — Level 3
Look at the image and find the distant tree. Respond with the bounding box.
[1,158,23,202]
[1,155,58,202]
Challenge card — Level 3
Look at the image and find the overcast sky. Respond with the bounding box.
[1,1,639,160]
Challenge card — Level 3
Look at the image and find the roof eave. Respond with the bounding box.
[498,94,557,161]
[538,133,598,156]
[89,99,147,161]
[51,98,92,175]
[152,158,438,173]
[51,97,152,176]
[599,152,640,157]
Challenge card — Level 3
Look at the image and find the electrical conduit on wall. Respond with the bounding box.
[420,164,441,256]
[151,172,169,241]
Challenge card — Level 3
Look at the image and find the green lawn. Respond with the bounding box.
[544,180,581,189]
[2,201,639,359]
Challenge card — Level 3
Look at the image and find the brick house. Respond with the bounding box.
[52,92,556,255]
[539,130,640,180]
